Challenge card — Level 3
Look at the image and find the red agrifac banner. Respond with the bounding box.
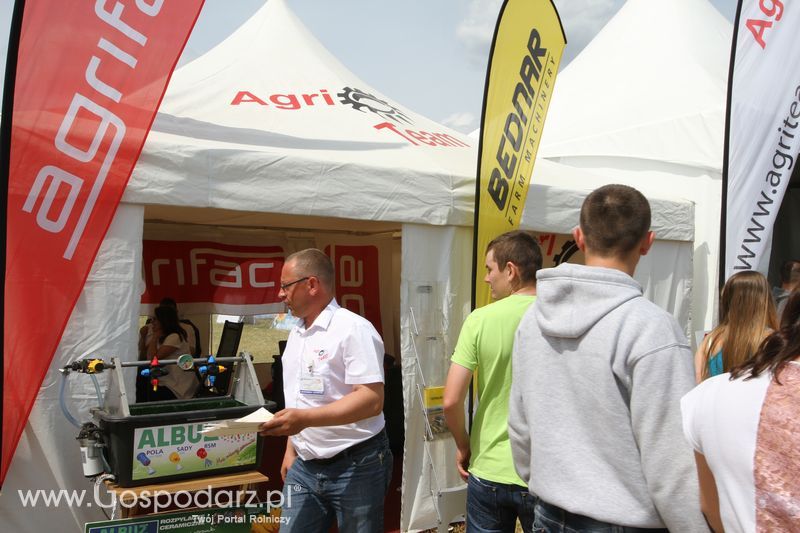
[325,244,384,335]
[140,240,385,336]
[141,240,286,312]
[1,0,205,486]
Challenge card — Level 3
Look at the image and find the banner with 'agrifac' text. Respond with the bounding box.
[474,0,566,309]
[1,0,205,486]
[722,0,800,280]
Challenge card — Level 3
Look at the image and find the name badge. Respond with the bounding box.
[300,376,324,395]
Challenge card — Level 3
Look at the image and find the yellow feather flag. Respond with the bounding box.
[473,0,566,309]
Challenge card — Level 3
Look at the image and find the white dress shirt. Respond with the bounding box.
[283,299,385,460]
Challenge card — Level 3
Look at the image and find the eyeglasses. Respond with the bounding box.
[280,277,310,290]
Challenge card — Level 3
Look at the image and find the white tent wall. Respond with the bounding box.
[524,161,696,243]
[522,162,696,331]
[400,224,472,531]
[543,154,720,337]
[531,159,704,333]
[0,205,144,532]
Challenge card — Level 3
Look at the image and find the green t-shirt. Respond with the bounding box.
[451,294,535,486]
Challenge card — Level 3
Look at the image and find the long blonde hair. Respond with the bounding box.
[702,271,778,379]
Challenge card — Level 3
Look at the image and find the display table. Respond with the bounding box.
[105,471,269,518]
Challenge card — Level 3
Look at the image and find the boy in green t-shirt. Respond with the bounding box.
[443,230,542,533]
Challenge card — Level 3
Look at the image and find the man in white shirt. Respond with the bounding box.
[259,248,391,533]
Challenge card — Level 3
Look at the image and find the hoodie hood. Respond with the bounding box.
[534,263,642,338]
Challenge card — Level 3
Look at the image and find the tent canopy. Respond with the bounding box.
[536,0,732,330]
[525,159,693,242]
[127,0,695,242]
[127,0,476,227]
[539,0,730,171]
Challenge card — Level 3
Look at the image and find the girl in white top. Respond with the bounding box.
[682,290,800,532]
[145,305,200,400]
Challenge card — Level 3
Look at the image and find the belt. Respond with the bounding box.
[536,499,668,533]
[304,428,386,466]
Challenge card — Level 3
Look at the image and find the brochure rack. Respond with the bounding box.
[409,297,467,533]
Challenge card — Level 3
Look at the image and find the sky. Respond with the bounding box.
[0,0,737,133]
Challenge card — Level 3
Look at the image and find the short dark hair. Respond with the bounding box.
[287,248,335,291]
[579,184,651,256]
[486,230,543,284]
[779,260,800,285]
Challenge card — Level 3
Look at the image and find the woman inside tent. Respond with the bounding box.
[694,271,777,382]
[682,290,800,532]
[144,305,200,401]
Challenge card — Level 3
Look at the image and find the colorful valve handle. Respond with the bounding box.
[198,355,227,389]
[140,356,167,391]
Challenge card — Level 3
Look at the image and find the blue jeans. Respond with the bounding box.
[533,498,669,533]
[467,474,536,533]
[280,430,393,533]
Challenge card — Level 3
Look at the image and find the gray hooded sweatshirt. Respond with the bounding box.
[508,263,707,531]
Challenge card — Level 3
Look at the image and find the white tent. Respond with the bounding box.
[0,1,695,531]
[126,0,475,229]
[538,0,732,333]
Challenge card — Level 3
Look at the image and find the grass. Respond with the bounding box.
[210,315,290,364]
